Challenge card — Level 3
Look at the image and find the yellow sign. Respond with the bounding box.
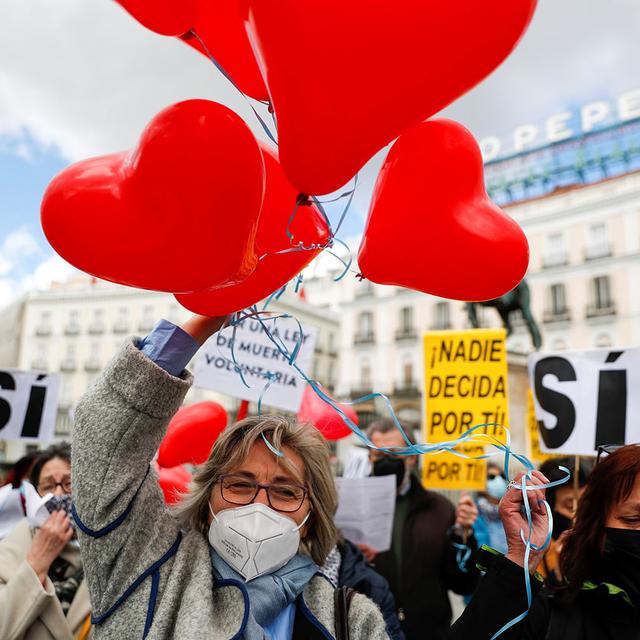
[422,329,510,490]
[526,389,561,464]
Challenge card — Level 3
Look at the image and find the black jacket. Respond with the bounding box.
[451,553,640,640]
[372,476,480,640]
[338,538,405,640]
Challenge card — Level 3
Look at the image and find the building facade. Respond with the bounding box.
[304,118,640,446]
[0,276,339,462]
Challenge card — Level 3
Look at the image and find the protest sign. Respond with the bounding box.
[422,329,510,490]
[194,317,318,413]
[528,347,640,456]
[334,475,396,552]
[0,370,60,442]
[526,389,561,463]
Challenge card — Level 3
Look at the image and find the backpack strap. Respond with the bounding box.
[334,587,356,640]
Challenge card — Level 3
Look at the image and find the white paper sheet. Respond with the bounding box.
[334,475,396,552]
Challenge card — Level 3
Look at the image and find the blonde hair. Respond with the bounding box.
[173,415,338,565]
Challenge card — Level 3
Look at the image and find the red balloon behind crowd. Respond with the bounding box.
[158,402,229,469]
[297,386,358,441]
[158,465,192,505]
[358,119,530,301]
[41,100,265,294]
[176,146,329,315]
[239,0,537,195]
[117,0,268,100]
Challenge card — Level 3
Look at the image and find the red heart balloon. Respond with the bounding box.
[176,146,330,315]
[116,0,201,36]
[182,2,269,101]
[158,465,192,505]
[240,0,537,195]
[41,100,265,293]
[358,119,529,302]
[297,386,358,441]
[158,401,228,469]
[116,1,268,101]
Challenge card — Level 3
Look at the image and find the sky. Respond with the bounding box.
[0,0,639,308]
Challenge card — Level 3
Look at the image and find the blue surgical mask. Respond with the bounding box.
[487,475,508,500]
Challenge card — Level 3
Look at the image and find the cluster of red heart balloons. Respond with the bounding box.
[41,0,536,308]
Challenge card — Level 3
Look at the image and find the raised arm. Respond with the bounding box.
[71,315,225,617]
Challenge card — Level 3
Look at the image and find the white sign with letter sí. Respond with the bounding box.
[0,370,60,441]
[194,317,318,413]
[528,348,640,456]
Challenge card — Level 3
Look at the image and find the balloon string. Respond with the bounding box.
[209,307,569,637]
[187,29,278,145]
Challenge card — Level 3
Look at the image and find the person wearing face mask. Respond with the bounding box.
[451,444,640,639]
[536,458,591,586]
[356,419,479,640]
[71,315,388,640]
[0,443,93,640]
[472,463,509,556]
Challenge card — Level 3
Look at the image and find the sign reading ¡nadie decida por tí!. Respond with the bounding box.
[422,329,509,491]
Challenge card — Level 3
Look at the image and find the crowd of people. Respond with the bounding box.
[0,313,638,639]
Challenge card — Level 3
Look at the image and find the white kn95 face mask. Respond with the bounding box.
[208,502,310,582]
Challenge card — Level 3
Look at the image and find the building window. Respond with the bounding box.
[65,310,81,336]
[586,222,610,260]
[400,307,413,332]
[593,276,612,308]
[328,333,335,354]
[587,275,615,318]
[89,308,105,335]
[403,360,414,386]
[543,232,567,267]
[354,312,375,344]
[360,360,371,389]
[433,302,451,330]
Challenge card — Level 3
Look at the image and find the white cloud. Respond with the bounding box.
[0,228,41,276]
[20,254,76,292]
[1,1,639,165]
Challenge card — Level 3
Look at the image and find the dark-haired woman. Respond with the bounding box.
[0,443,92,640]
[451,445,640,639]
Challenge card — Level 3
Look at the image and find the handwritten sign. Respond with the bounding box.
[422,329,509,490]
[194,317,318,413]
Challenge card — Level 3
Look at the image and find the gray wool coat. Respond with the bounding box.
[71,339,388,640]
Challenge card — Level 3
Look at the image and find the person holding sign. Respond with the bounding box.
[360,419,480,640]
[0,443,92,640]
[451,445,640,639]
[71,315,388,640]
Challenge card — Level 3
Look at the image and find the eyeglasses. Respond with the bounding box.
[38,478,72,494]
[218,474,308,513]
[596,444,624,464]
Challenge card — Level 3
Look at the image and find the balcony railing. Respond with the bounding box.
[35,325,52,337]
[60,359,77,373]
[393,384,420,397]
[88,323,105,336]
[542,253,569,269]
[350,387,373,399]
[355,283,374,298]
[353,332,375,346]
[584,244,612,261]
[84,358,101,372]
[395,328,417,342]
[30,359,48,371]
[543,309,572,324]
[112,321,130,334]
[430,321,452,331]
[586,303,617,318]
[65,323,81,336]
